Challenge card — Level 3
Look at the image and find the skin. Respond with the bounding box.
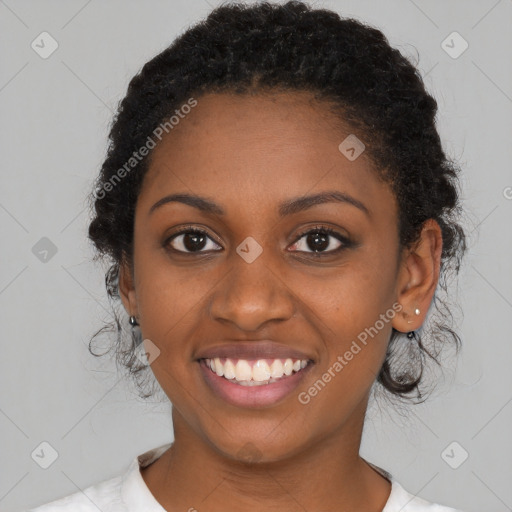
[119,91,442,512]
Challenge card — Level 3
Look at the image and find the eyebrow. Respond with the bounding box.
[149,190,370,217]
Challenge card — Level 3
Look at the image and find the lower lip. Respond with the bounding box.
[198,359,313,408]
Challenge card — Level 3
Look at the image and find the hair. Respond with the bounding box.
[87,0,466,404]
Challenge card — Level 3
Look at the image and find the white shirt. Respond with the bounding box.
[28,443,466,511]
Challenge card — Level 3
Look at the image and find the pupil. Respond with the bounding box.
[184,232,206,251]
[307,231,328,252]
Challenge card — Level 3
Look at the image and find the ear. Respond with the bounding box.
[118,257,138,319]
[392,219,443,333]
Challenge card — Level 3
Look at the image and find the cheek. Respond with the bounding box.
[131,244,207,361]
[294,269,395,434]
[298,254,397,388]
[132,263,205,410]
[304,257,397,335]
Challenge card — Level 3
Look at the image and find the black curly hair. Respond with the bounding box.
[87,0,466,404]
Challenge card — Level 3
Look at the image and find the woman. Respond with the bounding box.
[30,1,467,510]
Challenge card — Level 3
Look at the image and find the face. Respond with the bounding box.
[120,91,414,463]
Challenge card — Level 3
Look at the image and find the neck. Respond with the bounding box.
[141,403,391,512]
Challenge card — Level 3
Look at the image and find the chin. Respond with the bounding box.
[204,424,308,465]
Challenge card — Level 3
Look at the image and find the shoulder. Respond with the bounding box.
[385,479,467,512]
[366,460,466,512]
[27,474,124,512]
[27,443,171,512]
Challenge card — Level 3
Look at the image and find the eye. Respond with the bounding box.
[164,227,222,254]
[289,225,351,255]
[164,224,352,256]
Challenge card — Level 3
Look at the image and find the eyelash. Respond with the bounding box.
[164,224,352,256]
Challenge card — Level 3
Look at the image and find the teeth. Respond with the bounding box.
[270,359,283,378]
[214,357,223,377]
[204,357,310,384]
[252,360,271,381]
[223,359,236,380]
[235,360,252,381]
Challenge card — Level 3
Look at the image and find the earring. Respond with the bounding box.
[128,315,142,349]
[407,307,421,324]
[406,308,420,339]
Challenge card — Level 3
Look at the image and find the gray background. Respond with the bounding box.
[1,1,511,511]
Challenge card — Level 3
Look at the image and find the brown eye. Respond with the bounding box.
[166,229,222,253]
[289,226,352,254]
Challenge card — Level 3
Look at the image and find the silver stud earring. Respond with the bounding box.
[407,307,421,324]
[129,315,139,327]
[406,308,420,339]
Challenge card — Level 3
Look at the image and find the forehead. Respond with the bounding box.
[138,91,395,220]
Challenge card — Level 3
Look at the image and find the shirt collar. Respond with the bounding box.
[120,443,172,511]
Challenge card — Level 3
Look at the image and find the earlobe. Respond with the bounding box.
[392,219,443,333]
[118,259,137,318]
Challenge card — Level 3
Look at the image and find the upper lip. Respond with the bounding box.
[195,341,314,362]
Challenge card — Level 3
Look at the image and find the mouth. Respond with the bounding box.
[203,356,311,384]
[197,356,314,408]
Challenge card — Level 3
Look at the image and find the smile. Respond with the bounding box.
[203,357,310,386]
[198,357,314,408]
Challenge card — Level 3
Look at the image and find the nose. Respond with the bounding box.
[208,251,296,332]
